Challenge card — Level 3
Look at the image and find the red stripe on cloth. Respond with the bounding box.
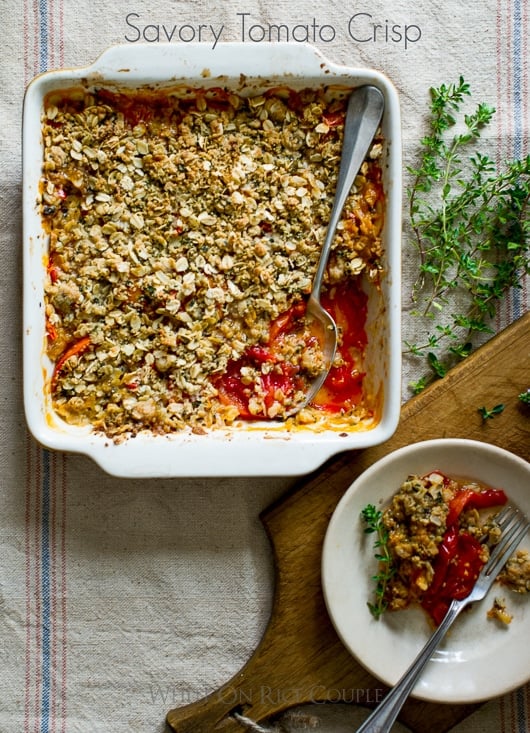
[23,437,45,733]
[56,0,65,68]
[50,453,69,733]
[521,0,528,315]
[522,1,528,157]
[60,455,68,733]
[495,0,507,329]
[48,0,56,68]
[50,451,58,733]
[24,437,34,733]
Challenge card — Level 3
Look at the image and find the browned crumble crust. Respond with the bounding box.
[380,473,529,617]
[41,87,384,437]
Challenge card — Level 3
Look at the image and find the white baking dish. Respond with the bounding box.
[22,42,401,477]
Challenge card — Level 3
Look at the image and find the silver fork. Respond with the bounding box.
[354,505,530,733]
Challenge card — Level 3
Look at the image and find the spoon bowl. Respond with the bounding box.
[288,85,385,415]
[295,293,339,409]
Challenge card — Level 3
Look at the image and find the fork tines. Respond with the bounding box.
[493,504,518,530]
[484,506,530,579]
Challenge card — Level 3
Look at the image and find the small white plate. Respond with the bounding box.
[321,438,530,703]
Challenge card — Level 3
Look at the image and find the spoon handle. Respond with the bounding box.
[311,85,384,301]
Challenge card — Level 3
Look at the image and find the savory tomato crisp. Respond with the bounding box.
[378,472,529,625]
[40,86,384,438]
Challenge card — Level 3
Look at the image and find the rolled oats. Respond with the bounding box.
[40,86,384,438]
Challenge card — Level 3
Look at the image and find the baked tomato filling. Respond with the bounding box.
[41,85,384,437]
[214,281,367,420]
[420,478,508,625]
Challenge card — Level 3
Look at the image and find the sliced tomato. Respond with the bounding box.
[422,531,485,626]
[419,484,508,625]
[51,336,91,392]
[323,110,345,128]
[446,487,507,527]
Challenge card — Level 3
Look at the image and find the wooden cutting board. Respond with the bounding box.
[167,312,530,733]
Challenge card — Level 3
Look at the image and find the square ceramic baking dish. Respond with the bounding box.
[22,42,401,477]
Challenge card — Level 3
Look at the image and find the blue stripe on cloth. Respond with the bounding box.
[41,449,51,733]
[38,2,53,731]
[38,0,51,733]
[39,0,48,73]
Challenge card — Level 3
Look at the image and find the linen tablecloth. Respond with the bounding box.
[1,1,528,731]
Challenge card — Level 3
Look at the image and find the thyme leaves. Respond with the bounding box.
[361,504,395,619]
[406,77,530,392]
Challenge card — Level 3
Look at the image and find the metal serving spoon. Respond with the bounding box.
[289,84,385,414]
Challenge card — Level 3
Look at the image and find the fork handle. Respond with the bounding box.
[354,599,463,733]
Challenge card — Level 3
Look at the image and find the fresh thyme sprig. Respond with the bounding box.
[519,389,530,405]
[361,504,395,619]
[478,403,505,421]
[406,77,530,393]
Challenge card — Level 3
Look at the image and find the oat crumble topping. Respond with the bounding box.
[40,86,384,438]
[377,473,529,623]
